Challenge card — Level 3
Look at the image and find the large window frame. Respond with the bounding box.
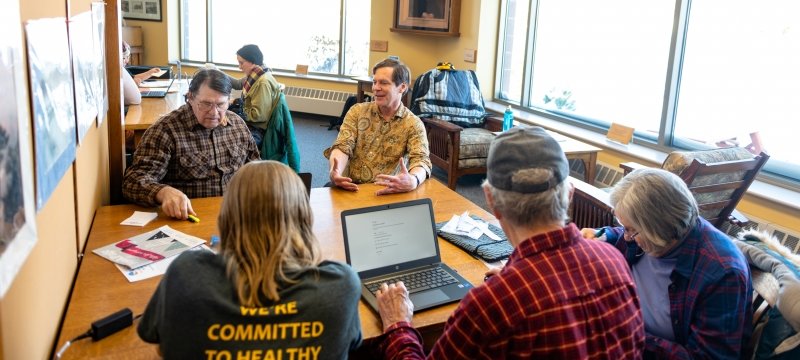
[179,0,369,79]
[495,0,800,188]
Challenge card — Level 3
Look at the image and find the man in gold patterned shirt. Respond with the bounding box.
[324,59,431,195]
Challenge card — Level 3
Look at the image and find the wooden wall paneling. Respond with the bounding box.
[105,0,126,205]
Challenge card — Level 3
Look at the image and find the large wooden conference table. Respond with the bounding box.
[56,181,496,358]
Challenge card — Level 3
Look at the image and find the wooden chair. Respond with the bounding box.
[421,116,502,189]
[570,148,768,230]
[736,235,800,360]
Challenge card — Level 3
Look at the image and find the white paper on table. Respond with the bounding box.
[440,212,502,240]
[139,79,172,87]
[115,245,214,282]
[481,258,508,270]
[93,225,206,269]
[120,211,158,227]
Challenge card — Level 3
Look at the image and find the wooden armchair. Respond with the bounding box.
[570,148,770,230]
[421,116,503,189]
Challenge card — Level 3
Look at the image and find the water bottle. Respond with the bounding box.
[503,105,514,131]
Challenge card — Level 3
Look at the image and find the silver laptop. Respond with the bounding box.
[140,77,175,98]
[342,198,473,313]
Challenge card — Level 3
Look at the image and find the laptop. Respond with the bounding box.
[342,198,473,313]
[140,77,175,98]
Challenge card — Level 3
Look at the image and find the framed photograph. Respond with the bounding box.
[25,18,78,210]
[122,0,162,22]
[392,0,460,37]
[0,0,37,298]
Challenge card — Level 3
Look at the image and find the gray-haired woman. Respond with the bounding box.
[583,168,752,358]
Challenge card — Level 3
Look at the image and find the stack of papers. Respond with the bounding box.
[115,245,213,282]
[93,225,206,280]
[440,211,502,240]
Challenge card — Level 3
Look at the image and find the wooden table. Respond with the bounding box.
[125,80,188,148]
[56,181,496,358]
[552,132,602,184]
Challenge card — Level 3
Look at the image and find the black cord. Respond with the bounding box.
[53,329,93,360]
[53,312,142,359]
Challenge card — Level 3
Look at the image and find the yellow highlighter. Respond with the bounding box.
[187,215,200,223]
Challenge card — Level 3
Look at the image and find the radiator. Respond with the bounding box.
[284,86,353,117]
[568,160,624,188]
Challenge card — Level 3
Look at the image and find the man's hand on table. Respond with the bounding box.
[156,186,195,220]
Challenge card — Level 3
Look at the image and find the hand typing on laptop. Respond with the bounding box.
[376,282,414,332]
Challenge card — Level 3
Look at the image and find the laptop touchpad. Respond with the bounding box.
[411,289,448,309]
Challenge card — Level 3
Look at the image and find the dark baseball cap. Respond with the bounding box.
[487,127,569,193]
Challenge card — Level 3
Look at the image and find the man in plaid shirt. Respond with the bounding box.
[375,127,644,359]
[123,69,260,219]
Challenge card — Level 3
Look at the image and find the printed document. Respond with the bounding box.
[93,225,205,269]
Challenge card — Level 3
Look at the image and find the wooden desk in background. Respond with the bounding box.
[56,181,496,358]
[551,132,602,184]
[354,76,410,107]
[125,80,188,148]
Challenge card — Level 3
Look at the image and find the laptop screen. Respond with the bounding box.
[343,201,438,273]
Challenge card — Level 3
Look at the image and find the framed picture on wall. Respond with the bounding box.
[392,0,460,37]
[122,0,162,22]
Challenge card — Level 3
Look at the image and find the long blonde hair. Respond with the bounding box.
[218,161,321,306]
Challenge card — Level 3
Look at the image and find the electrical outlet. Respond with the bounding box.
[370,40,389,52]
[463,48,477,63]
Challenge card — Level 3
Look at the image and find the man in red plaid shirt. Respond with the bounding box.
[375,127,644,359]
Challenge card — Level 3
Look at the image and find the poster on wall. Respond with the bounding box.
[69,11,100,143]
[91,2,108,126]
[25,18,77,211]
[0,0,38,298]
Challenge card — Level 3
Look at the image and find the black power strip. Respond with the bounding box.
[91,308,133,341]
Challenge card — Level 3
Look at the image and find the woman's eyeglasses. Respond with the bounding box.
[614,216,639,242]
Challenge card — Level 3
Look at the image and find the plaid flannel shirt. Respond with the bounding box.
[122,104,260,207]
[603,217,752,358]
[380,224,644,359]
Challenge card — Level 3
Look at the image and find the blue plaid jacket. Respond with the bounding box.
[603,217,752,359]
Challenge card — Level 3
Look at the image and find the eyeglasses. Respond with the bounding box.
[614,216,639,242]
[193,100,229,113]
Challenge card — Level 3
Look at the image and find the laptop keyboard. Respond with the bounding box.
[365,266,459,295]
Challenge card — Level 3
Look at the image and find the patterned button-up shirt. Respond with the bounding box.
[380,224,644,359]
[603,217,752,358]
[122,104,260,207]
[324,102,431,183]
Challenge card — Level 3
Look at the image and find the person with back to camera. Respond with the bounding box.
[121,41,160,106]
[122,68,260,219]
[226,44,283,148]
[581,168,752,358]
[137,161,363,359]
[323,58,431,195]
[375,127,644,359]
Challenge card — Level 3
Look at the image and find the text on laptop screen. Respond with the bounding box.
[344,203,437,273]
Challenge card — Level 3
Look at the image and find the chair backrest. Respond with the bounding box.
[569,177,614,230]
[298,172,312,195]
[736,232,800,360]
[661,149,769,228]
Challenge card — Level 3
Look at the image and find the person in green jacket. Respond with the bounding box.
[227,44,299,171]
[228,44,282,148]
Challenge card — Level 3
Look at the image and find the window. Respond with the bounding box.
[497,0,800,183]
[180,0,371,77]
